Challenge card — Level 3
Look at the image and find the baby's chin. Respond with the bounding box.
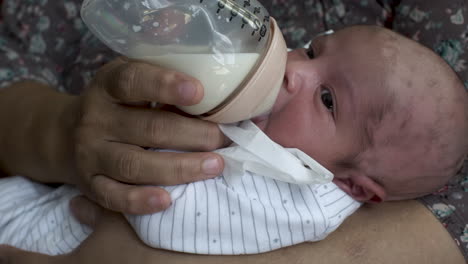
[250,111,270,132]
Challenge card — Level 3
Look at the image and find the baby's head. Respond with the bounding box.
[254,25,468,202]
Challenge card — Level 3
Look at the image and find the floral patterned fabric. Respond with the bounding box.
[0,0,467,260]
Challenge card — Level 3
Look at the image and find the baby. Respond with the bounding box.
[260,25,468,202]
[0,25,467,255]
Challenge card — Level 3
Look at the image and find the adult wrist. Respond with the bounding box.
[0,81,79,184]
[44,89,80,185]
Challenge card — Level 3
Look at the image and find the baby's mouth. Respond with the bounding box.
[251,77,286,131]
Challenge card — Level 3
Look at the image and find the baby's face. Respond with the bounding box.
[253,27,466,201]
[254,29,389,178]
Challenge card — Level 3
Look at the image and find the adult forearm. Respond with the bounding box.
[0,81,77,184]
[140,201,464,264]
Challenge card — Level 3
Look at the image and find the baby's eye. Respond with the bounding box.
[306,46,315,59]
[321,87,334,113]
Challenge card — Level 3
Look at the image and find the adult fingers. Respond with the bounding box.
[89,175,172,214]
[69,196,103,228]
[0,245,67,264]
[105,107,226,151]
[94,142,224,185]
[65,210,147,264]
[101,58,204,106]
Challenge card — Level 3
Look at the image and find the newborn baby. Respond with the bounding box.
[0,25,467,255]
[260,25,468,202]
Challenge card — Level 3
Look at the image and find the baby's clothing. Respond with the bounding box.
[0,121,360,255]
[0,121,359,255]
[0,176,360,255]
[127,172,359,254]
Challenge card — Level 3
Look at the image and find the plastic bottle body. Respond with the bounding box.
[132,50,260,114]
[81,0,272,115]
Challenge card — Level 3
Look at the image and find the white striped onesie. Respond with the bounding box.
[0,174,360,255]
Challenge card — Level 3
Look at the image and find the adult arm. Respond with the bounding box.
[0,81,76,182]
[1,199,463,264]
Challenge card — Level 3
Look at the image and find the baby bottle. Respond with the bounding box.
[81,0,287,123]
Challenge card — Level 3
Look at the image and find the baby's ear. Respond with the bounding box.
[333,174,387,203]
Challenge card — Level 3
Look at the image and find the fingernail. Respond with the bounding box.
[148,195,172,210]
[177,81,197,104]
[148,196,161,209]
[202,157,222,175]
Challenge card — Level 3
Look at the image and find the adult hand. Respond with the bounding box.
[68,57,226,214]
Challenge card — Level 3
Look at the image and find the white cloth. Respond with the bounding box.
[0,176,360,255]
[216,121,333,186]
[127,172,360,254]
[0,121,360,255]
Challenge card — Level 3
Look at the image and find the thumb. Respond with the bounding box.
[69,196,104,229]
[0,245,66,264]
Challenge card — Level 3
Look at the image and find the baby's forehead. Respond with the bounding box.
[320,26,453,126]
[333,41,435,111]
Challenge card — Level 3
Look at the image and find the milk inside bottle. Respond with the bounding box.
[81,0,287,122]
[129,44,260,115]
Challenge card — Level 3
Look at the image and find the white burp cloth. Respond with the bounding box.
[216,120,333,187]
